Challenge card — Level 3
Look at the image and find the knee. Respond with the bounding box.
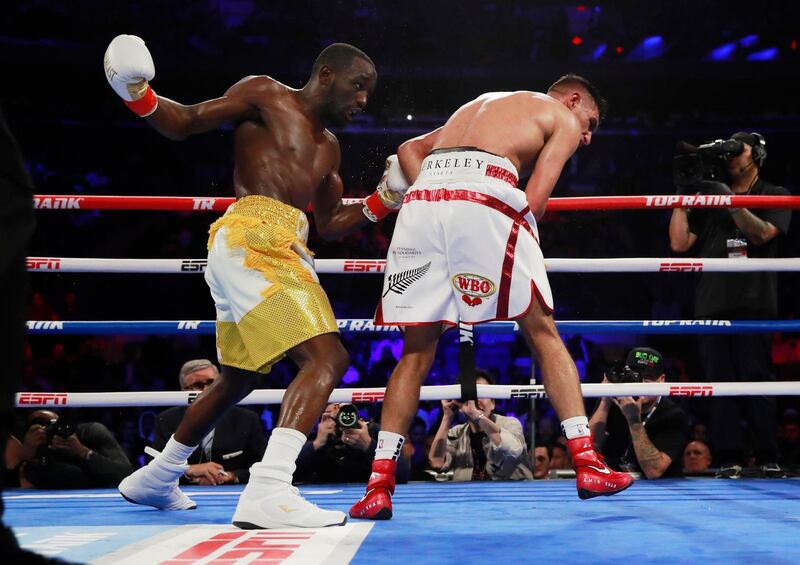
[303,349,350,385]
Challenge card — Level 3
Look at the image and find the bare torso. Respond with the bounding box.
[433,91,573,177]
[230,78,339,210]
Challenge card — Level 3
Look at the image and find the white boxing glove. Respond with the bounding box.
[103,34,158,116]
[363,155,411,222]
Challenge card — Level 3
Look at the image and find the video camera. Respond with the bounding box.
[672,138,746,189]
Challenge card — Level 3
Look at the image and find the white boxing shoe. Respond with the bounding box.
[232,481,347,529]
[118,447,196,510]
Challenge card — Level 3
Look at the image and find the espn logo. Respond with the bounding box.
[659,262,703,272]
[27,257,62,270]
[180,259,207,272]
[509,388,547,399]
[343,260,386,272]
[187,392,200,404]
[18,392,68,406]
[351,391,385,403]
[668,385,713,397]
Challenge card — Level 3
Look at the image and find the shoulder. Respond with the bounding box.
[79,421,114,437]
[230,406,262,422]
[157,406,186,422]
[656,398,689,423]
[758,180,790,196]
[225,75,289,98]
[495,414,523,430]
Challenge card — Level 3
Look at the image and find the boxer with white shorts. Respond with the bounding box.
[377,148,552,327]
[352,77,634,521]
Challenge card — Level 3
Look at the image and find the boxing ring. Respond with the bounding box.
[8,193,800,563]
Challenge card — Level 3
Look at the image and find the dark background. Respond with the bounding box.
[4,1,799,458]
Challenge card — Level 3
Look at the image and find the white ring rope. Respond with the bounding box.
[15,382,800,408]
[26,256,800,274]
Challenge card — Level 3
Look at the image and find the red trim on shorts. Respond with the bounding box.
[485,164,519,187]
[403,188,537,243]
[497,221,520,318]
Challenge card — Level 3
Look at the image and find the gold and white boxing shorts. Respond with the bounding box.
[205,195,338,373]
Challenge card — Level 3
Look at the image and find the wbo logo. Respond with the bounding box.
[452,273,496,307]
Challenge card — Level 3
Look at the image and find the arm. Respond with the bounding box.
[105,34,262,141]
[397,127,444,183]
[145,76,267,141]
[615,399,672,479]
[76,423,135,486]
[729,210,780,246]
[669,209,698,252]
[588,398,612,451]
[428,401,458,470]
[523,121,581,221]
[310,138,370,240]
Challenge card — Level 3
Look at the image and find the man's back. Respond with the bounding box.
[433,91,573,175]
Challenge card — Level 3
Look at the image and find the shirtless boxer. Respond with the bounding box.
[104,35,410,529]
[351,75,633,520]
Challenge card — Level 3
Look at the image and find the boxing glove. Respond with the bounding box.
[363,155,411,222]
[103,34,158,117]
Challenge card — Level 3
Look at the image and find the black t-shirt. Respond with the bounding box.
[602,397,689,477]
[687,179,791,318]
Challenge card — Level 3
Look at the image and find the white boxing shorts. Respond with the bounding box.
[376,148,553,327]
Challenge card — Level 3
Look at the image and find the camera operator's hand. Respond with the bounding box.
[612,396,645,425]
[50,433,90,460]
[21,425,47,460]
[340,420,372,451]
[441,399,461,422]
[313,413,337,450]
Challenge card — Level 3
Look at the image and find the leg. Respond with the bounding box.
[231,332,350,529]
[380,325,442,434]
[517,298,585,420]
[350,324,441,520]
[518,297,633,499]
[174,365,258,446]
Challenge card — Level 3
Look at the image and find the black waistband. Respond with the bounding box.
[429,146,507,160]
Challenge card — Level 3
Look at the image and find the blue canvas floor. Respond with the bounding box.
[5,479,800,564]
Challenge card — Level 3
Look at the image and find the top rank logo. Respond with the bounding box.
[645,195,732,208]
[34,197,83,209]
[192,197,217,210]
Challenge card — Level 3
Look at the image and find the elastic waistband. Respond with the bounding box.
[224,195,309,240]
[417,149,518,188]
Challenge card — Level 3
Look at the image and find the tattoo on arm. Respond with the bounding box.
[629,424,667,475]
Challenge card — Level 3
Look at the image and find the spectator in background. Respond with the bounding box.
[9,410,132,489]
[669,132,790,478]
[589,347,688,479]
[683,441,713,475]
[406,416,432,481]
[428,371,532,481]
[548,443,572,472]
[152,360,266,485]
[533,445,551,479]
[778,410,800,469]
[295,403,410,484]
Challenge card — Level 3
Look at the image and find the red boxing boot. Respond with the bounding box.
[349,459,396,520]
[567,436,634,500]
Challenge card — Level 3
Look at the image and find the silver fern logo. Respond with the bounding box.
[382,261,431,297]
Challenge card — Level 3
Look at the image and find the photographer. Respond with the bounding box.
[669,132,790,478]
[294,403,410,484]
[589,348,688,479]
[428,370,533,481]
[9,410,133,489]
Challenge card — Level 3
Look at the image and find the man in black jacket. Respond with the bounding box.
[152,360,267,484]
